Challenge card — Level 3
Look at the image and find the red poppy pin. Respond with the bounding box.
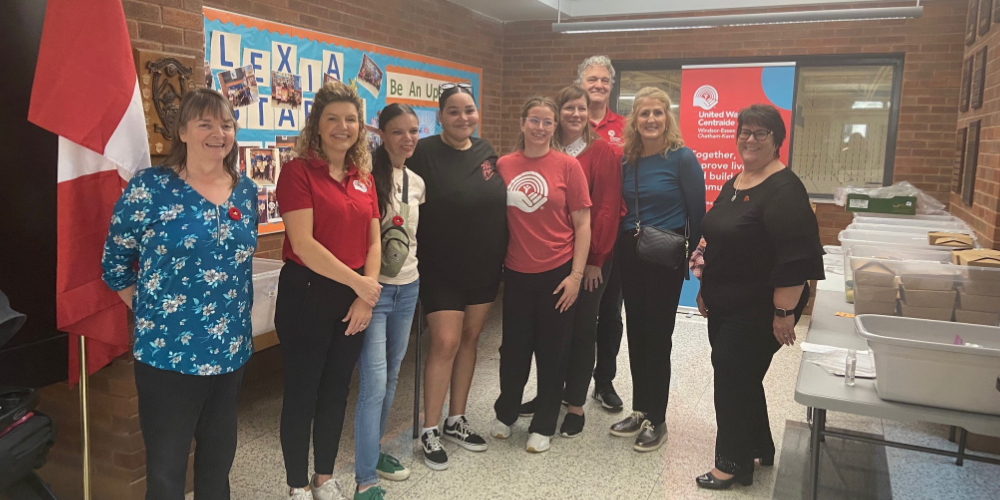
[228,206,242,220]
[392,215,404,226]
[743,195,750,202]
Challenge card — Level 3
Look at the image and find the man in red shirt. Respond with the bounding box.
[574,55,626,414]
[576,55,625,157]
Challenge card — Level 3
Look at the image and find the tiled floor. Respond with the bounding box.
[190,294,1000,500]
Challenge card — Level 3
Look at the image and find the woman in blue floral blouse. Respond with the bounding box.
[101,88,258,500]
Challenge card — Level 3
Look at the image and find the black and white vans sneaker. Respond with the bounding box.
[442,416,489,452]
[421,429,449,471]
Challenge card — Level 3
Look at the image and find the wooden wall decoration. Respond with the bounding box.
[135,50,195,156]
[972,46,988,110]
[964,120,980,207]
[968,0,980,45]
[953,127,967,195]
[980,0,993,35]
[961,56,974,112]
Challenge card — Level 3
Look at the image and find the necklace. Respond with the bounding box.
[731,169,758,202]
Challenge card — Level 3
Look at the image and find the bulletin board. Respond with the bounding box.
[203,8,483,234]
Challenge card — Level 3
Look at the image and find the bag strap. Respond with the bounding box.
[402,168,409,203]
[632,162,641,232]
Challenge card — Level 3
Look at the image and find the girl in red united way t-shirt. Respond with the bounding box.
[491,96,592,454]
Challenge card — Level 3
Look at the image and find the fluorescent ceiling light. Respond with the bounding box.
[552,6,923,34]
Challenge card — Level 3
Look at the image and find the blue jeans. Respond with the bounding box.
[354,279,420,487]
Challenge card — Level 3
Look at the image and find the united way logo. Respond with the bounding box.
[507,171,548,213]
[353,179,368,193]
[693,85,719,110]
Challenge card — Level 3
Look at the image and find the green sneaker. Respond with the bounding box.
[354,485,386,500]
[376,452,411,481]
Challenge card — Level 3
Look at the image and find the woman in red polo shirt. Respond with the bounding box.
[490,96,591,454]
[274,81,382,500]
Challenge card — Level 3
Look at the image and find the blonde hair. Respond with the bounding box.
[513,96,560,152]
[624,87,684,167]
[294,80,371,178]
[553,85,600,156]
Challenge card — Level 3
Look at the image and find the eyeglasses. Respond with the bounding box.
[525,117,555,130]
[738,129,772,141]
[440,82,473,95]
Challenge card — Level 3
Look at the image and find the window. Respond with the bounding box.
[613,56,902,197]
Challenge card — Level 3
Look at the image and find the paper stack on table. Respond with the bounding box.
[800,342,876,378]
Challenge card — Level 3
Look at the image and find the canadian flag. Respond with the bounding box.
[28,0,151,384]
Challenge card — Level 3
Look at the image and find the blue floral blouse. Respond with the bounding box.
[101,166,259,376]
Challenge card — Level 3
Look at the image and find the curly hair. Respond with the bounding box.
[623,86,684,168]
[574,55,616,87]
[293,80,371,178]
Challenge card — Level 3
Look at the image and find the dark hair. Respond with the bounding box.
[162,88,240,187]
[373,103,418,218]
[553,85,599,154]
[736,104,786,159]
[438,86,475,110]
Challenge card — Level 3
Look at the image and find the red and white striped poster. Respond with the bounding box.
[28,0,150,384]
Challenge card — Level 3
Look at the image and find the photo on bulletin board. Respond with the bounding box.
[365,124,381,155]
[961,56,973,112]
[953,127,967,195]
[968,0,980,46]
[357,54,384,97]
[218,65,259,108]
[981,0,993,35]
[248,147,279,186]
[972,46,987,110]
[270,72,302,109]
[275,135,297,168]
[964,120,980,207]
[256,188,268,224]
[266,186,281,223]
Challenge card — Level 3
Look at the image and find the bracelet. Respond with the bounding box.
[571,270,584,280]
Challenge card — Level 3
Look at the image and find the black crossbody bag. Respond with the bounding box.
[631,155,690,271]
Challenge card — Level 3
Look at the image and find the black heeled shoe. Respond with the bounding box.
[695,471,753,490]
[758,452,774,467]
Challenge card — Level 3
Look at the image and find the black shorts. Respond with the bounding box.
[419,273,500,314]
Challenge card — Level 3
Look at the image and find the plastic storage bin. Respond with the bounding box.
[855,314,1000,415]
[853,213,964,223]
[252,258,284,336]
[840,231,953,301]
[847,223,976,236]
[848,256,1000,326]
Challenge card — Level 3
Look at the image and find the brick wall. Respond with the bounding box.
[502,0,968,239]
[951,1,1000,249]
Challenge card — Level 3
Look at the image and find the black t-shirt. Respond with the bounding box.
[408,135,507,289]
[701,167,825,318]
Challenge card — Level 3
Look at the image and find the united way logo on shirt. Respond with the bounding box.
[507,171,548,213]
[353,179,368,193]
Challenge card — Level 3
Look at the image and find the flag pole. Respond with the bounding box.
[79,336,92,500]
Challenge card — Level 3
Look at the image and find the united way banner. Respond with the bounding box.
[204,8,482,234]
[679,63,795,210]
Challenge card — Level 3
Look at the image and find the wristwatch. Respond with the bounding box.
[774,307,791,318]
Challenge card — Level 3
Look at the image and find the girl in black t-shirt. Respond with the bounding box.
[406,85,507,471]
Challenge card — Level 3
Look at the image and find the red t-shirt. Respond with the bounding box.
[275,154,380,270]
[575,139,623,268]
[497,149,592,274]
[592,106,625,157]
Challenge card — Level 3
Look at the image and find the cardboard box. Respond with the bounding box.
[955,309,1000,326]
[900,303,954,321]
[854,300,898,315]
[957,287,1000,312]
[927,232,974,249]
[899,274,957,291]
[900,286,958,308]
[845,194,917,215]
[854,285,898,303]
[964,280,1000,297]
[952,249,1000,269]
[854,262,896,287]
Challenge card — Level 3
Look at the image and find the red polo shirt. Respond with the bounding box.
[592,105,625,158]
[275,153,380,270]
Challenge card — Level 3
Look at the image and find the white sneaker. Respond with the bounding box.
[289,488,312,500]
[309,475,346,500]
[526,433,550,453]
[491,419,512,439]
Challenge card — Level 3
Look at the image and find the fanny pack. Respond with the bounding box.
[380,170,410,278]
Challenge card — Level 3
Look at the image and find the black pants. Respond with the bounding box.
[617,231,685,426]
[709,285,808,475]
[134,361,245,500]
[593,250,624,385]
[563,260,613,407]
[275,261,366,488]
[494,262,575,436]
